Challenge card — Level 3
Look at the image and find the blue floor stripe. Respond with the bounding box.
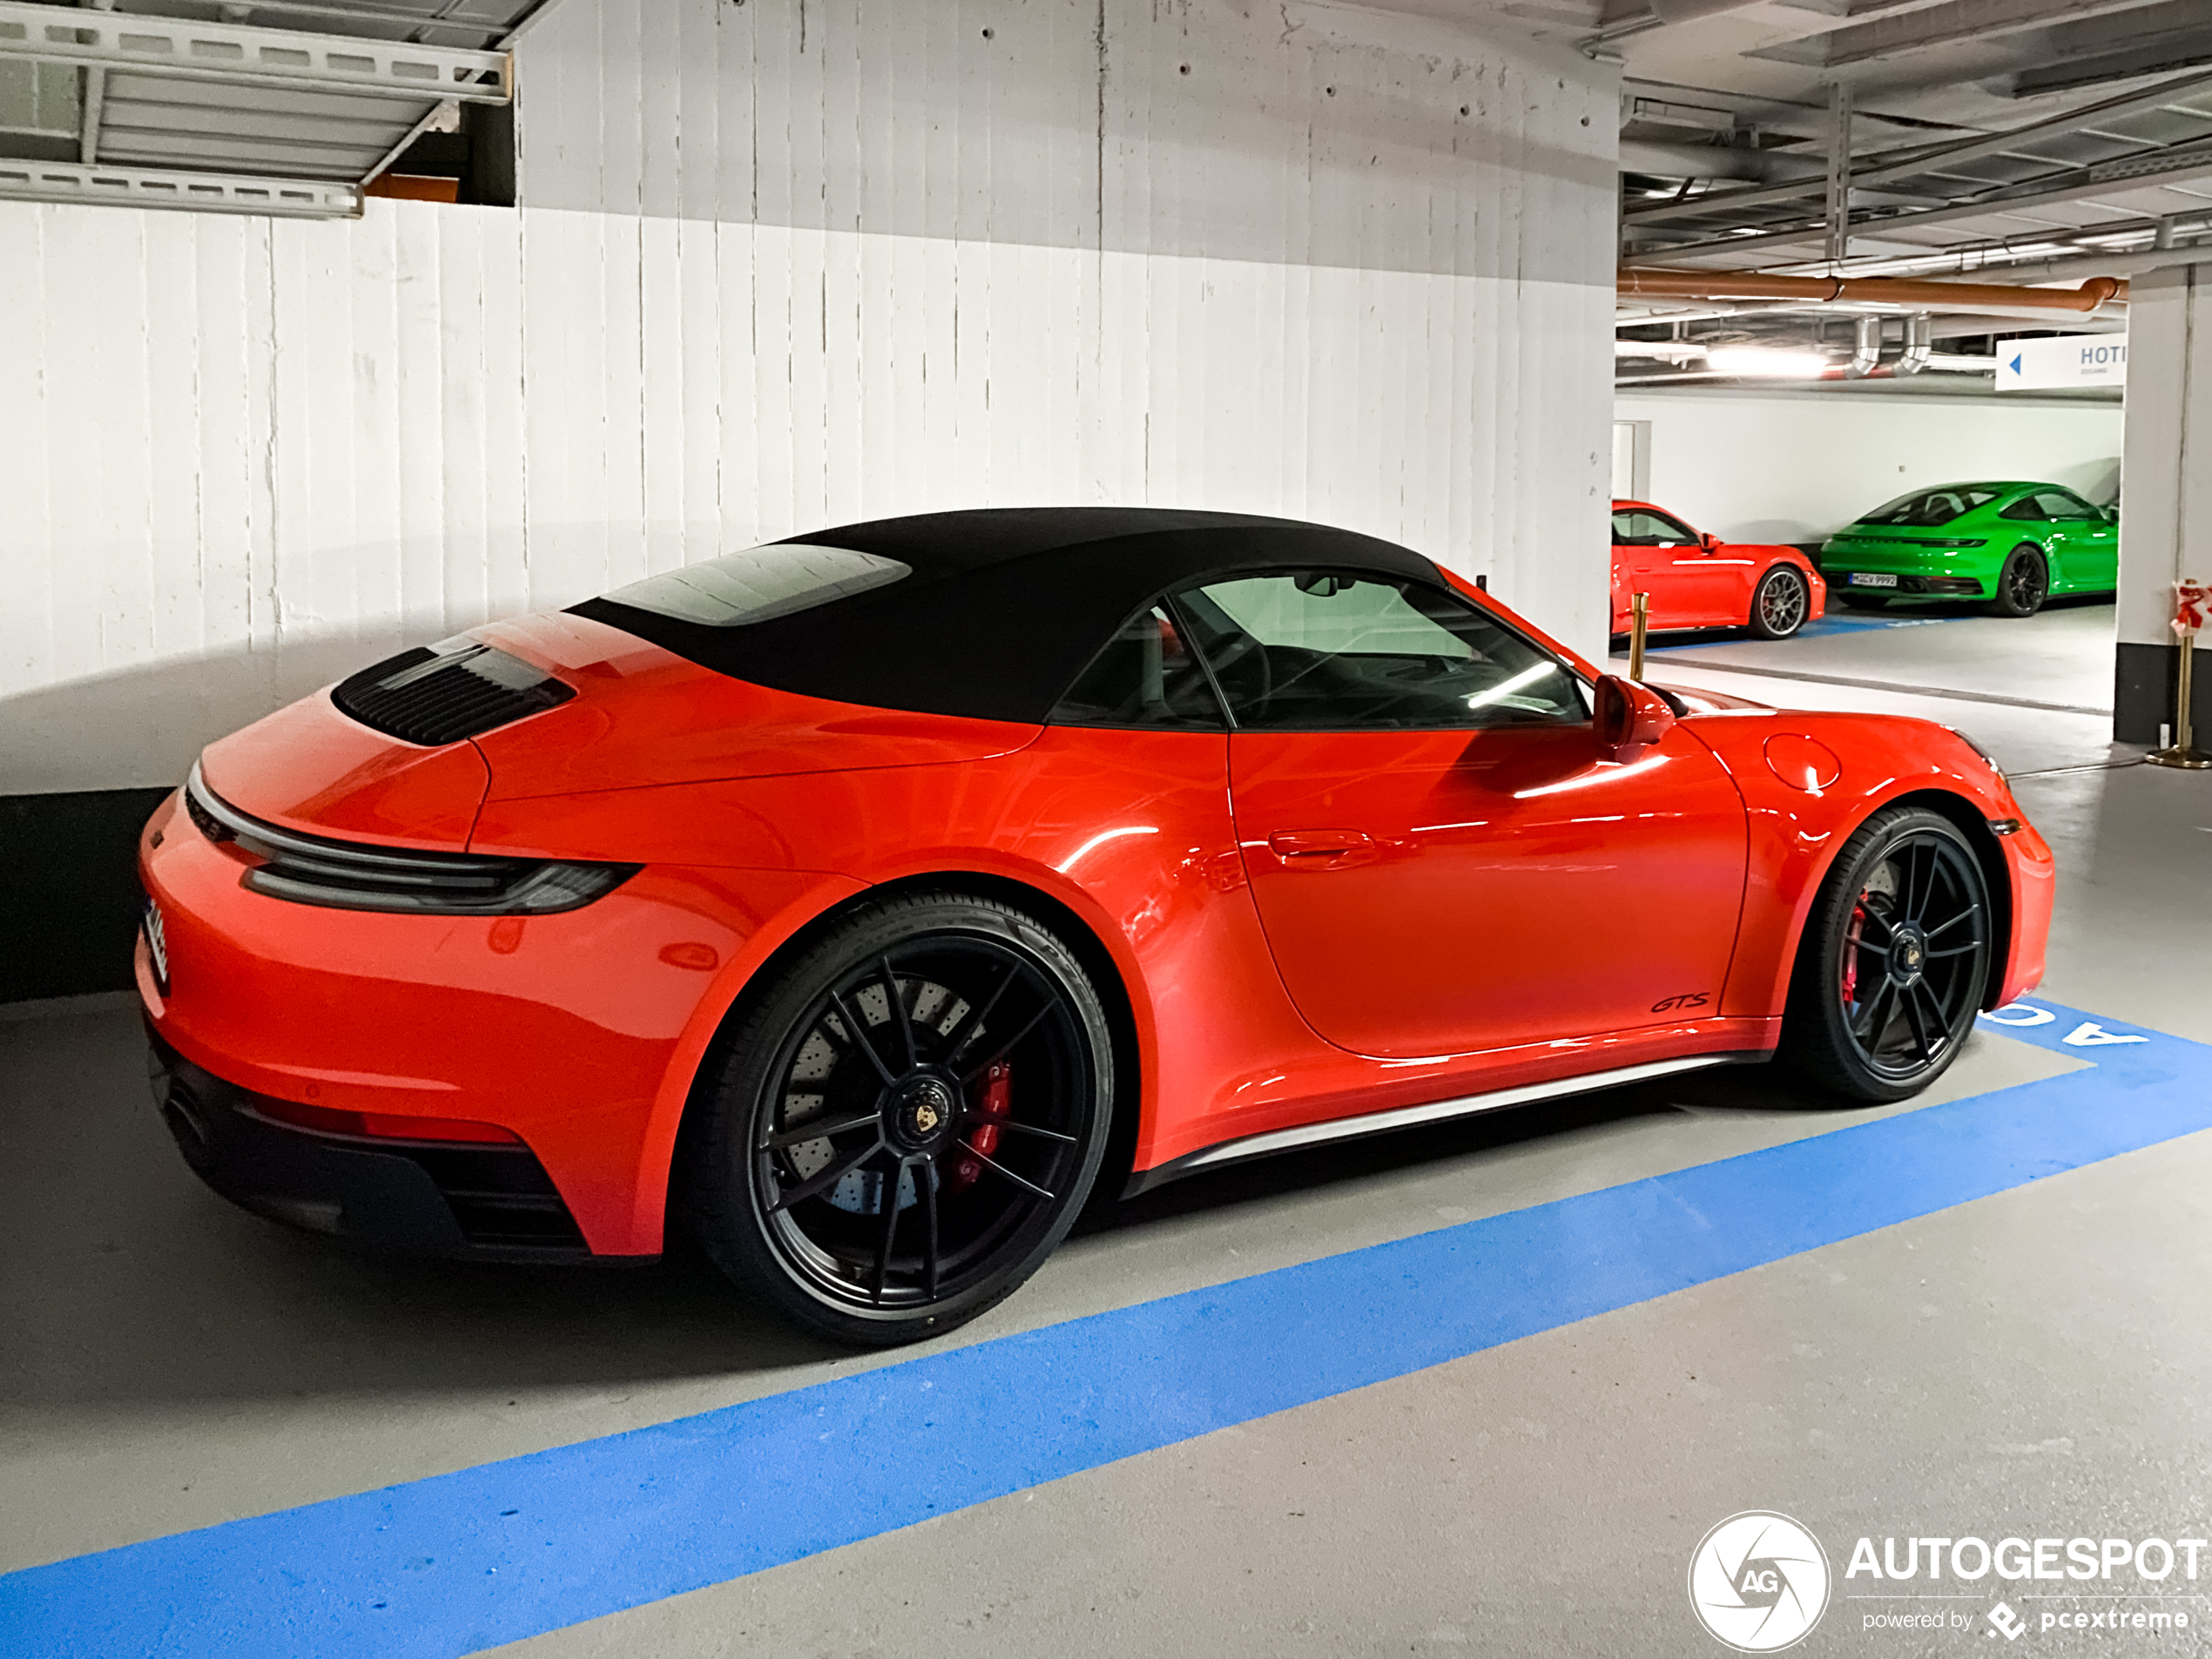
[3,999,2202,1658]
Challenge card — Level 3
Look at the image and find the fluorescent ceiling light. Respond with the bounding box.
[1703,347,1832,378]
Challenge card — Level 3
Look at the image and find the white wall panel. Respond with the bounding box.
[0,0,1615,794]
[1613,388,2125,547]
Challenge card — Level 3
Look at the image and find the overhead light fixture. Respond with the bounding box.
[1703,347,1833,378]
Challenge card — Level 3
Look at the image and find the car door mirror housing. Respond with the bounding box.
[1595,675,1676,759]
[1700,531,1718,550]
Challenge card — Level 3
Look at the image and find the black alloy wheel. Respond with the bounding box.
[1749,566,1811,639]
[1987,545,2049,618]
[1838,592,1892,610]
[1779,806,1992,1103]
[684,891,1113,1345]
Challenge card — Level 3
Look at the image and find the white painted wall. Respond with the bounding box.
[0,0,1616,795]
[1611,388,2125,547]
[2117,263,2212,652]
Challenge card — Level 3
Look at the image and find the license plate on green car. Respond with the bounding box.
[1848,572,1898,589]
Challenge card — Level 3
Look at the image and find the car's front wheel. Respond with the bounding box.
[1987,545,2049,617]
[1777,806,1992,1103]
[683,891,1114,1346]
[1748,565,1811,639]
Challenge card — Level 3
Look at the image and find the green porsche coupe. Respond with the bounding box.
[1821,482,2117,618]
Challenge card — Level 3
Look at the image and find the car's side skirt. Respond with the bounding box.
[1122,1049,1773,1197]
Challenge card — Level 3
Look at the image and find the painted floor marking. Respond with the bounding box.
[0,999,2201,1659]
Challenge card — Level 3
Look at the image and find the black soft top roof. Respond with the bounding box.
[569,508,1446,724]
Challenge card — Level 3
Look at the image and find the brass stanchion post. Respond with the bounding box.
[2148,578,2212,769]
[1629,591,1649,683]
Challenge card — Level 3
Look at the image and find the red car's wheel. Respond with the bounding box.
[684,891,1113,1346]
[1748,565,1811,639]
[1779,807,1991,1103]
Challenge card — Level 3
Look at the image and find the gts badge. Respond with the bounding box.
[1651,991,1710,1014]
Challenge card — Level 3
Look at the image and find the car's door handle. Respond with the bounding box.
[1267,828,1375,864]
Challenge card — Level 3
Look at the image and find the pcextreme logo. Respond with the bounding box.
[1689,1512,1832,1652]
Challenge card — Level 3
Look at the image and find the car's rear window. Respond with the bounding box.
[601,543,910,626]
[1855,487,2002,528]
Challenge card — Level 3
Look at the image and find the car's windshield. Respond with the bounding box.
[1856,487,2003,528]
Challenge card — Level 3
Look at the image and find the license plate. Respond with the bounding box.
[143,898,171,995]
[1849,571,1898,589]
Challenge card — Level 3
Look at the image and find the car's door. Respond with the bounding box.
[1611,507,1740,627]
[1171,571,1750,1059]
[2041,489,2117,591]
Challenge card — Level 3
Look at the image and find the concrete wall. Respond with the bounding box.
[1611,388,2125,547]
[0,0,1618,803]
[2114,261,2212,743]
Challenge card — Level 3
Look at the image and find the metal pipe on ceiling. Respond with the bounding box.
[1616,268,2126,314]
[1844,314,1882,379]
[1896,313,1932,378]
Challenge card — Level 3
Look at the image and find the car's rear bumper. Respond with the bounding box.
[147,1022,607,1261]
[136,787,852,1257]
[1821,539,1994,599]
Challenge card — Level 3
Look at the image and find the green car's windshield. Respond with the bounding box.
[1857,486,2004,528]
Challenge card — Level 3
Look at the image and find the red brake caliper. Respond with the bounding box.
[1841,899,1866,1008]
[952,1061,1010,1191]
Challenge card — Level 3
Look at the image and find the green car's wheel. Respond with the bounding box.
[1839,592,1891,610]
[1748,565,1811,639]
[1987,545,2049,618]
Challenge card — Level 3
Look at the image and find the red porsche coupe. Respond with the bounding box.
[138,509,2049,1344]
[1612,500,1827,640]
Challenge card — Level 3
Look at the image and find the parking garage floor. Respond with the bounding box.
[7,603,2211,1657]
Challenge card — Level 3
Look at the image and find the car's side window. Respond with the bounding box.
[1051,604,1225,728]
[2040,490,2101,521]
[1169,572,1589,732]
[1612,509,1695,546]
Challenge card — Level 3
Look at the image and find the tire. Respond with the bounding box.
[1986,545,2049,617]
[1748,565,1811,639]
[682,890,1114,1346]
[1777,806,1993,1103]
[1839,592,1892,611]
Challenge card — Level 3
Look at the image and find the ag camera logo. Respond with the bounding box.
[1689,1511,1832,1652]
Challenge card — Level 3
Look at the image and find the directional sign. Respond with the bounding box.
[1996,333,2128,391]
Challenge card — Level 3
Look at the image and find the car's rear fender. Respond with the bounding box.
[651,864,1151,1245]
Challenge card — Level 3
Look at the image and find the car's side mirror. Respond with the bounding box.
[1699,531,1718,550]
[1595,675,1676,759]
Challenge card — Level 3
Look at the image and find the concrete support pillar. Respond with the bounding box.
[2116,261,2212,742]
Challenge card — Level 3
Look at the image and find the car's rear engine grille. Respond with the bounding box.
[333,642,574,745]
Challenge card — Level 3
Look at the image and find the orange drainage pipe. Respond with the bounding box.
[1617,269,2125,314]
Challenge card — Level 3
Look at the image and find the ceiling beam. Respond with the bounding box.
[1626,139,2212,262]
[0,156,360,215]
[1748,0,2175,70]
[0,2,511,104]
[1624,64,2212,224]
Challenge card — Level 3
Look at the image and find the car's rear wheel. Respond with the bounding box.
[1838,591,1892,610]
[1987,545,2049,617]
[1748,565,1811,639]
[1778,806,1992,1103]
[683,891,1113,1346]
